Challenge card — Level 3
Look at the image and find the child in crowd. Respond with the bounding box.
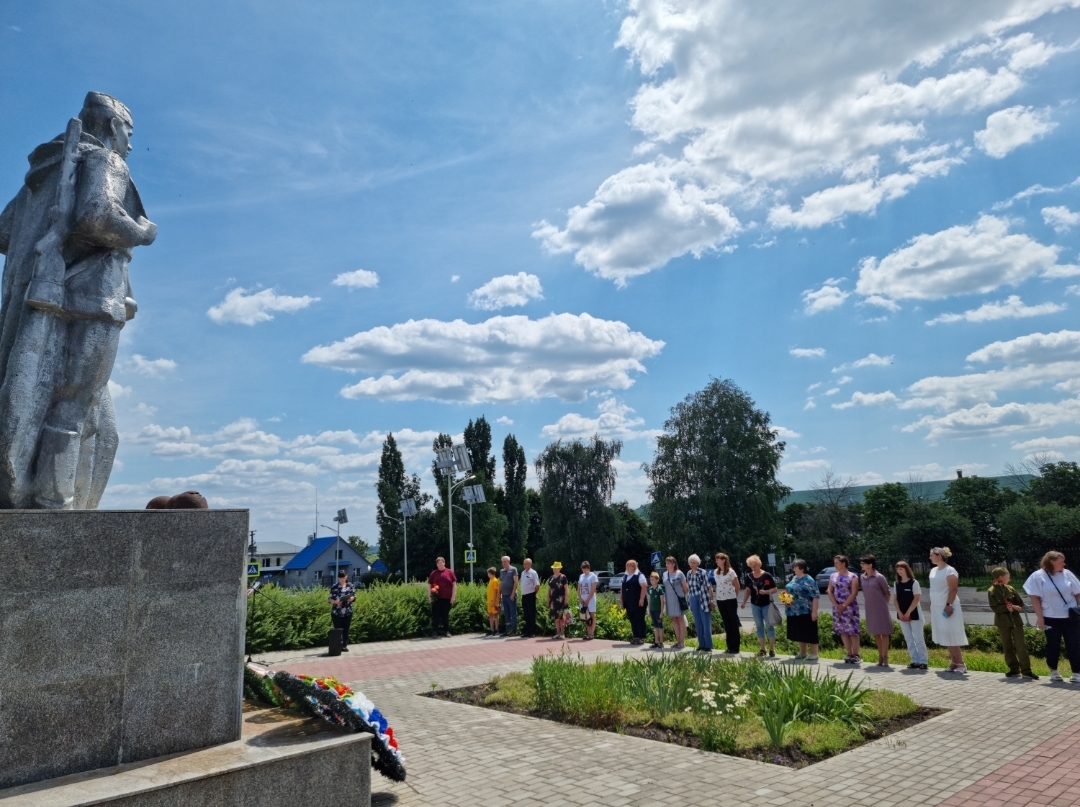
[648,571,666,649]
[988,567,1038,679]
[485,567,501,636]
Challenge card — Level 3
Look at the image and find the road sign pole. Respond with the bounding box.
[403,514,409,583]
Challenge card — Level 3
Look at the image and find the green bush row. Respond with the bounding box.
[245,582,1052,657]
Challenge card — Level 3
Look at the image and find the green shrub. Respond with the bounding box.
[863,690,919,721]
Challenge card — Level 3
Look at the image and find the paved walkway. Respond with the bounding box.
[254,634,1080,807]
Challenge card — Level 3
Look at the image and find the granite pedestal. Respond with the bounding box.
[0,510,249,789]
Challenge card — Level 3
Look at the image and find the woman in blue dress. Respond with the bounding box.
[785,559,820,661]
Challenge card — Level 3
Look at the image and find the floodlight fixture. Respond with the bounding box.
[452,444,472,473]
[463,484,486,505]
[334,508,348,525]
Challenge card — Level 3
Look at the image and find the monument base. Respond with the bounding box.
[0,705,372,807]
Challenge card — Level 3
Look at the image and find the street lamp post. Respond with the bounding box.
[321,508,348,583]
[435,445,473,573]
[462,484,486,583]
[394,498,418,582]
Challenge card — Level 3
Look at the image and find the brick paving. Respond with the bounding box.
[251,634,1080,807]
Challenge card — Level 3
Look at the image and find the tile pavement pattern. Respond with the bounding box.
[255,635,1080,807]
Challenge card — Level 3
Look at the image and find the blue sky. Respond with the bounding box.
[3,1,1080,547]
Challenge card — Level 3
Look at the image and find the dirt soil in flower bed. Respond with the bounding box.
[426,683,944,769]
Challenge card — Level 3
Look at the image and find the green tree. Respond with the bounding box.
[646,379,789,564]
[525,487,544,559]
[1028,461,1080,508]
[347,535,374,560]
[463,416,497,481]
[611,501,653,572]
[501,434,529,560]
[999,501,1080,571]
[862,483,910,547]
[375,432,428,579]
[943,476,1017,562]
[534,436,622,572]
[891,501,976,575]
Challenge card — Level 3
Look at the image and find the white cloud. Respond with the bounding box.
[1012,435,1080,452]
[773,426,802,440]
[903,361,1080,410]
[993,176,1080,210]
[832,353,893,372]
[468,273,544,310]
[540,397,661,441]
[975,105,1056,158]
[302,313,665,403]
[790,347,826,358]
[108,380,132,398]
[825,388,841,396]
[1042,206,1080,233]
[802,279,850,315]
[496,416,514,426]
[332,269,380,289]
[893,462,987,479]
[855,215,1078,304]
[535,1,1073,281]
[783,459,830,473]
[925,294,1065,325]
[904,397,1080,441]
[807,382,822,392]
[533,159,740,286]
[968,329,1080,365]
[128,354,178,378]
[832,390,898,410]
[207,287,319,325]
[837,376,853,385]
[451,275,460,283]
[804,398,816,410]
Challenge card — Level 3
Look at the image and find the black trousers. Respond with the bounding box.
[717,598,741,653]
[432,597,452,635]
[626,604,647,640]
[1044,616,1080,672]
[522,592,537,636]
[332,612,352,648]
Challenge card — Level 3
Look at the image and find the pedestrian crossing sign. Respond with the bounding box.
[650,551,662,568]
[464,550,477,563]
[247,562,260,578]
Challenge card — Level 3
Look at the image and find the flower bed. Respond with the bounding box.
[428,653,939,768]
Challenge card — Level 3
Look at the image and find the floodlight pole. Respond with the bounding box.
[446,474,473,573]
[451,502,475,582]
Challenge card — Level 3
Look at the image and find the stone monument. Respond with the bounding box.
[0,92,156,510]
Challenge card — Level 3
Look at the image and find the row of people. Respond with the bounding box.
[431,550,1080,681]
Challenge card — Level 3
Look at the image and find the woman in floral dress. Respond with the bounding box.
[828,554,862,663]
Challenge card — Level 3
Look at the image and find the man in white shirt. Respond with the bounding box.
[520,558,541,638]
[578,561,598,640]
[1024,550,1080,683]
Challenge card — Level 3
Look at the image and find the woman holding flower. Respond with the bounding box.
[784,559,819,661]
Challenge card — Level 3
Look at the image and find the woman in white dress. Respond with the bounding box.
[929,547,968,673]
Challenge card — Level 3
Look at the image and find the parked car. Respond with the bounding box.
[607,573,626,593]
[595,571,615,592]
[815,566,840,593]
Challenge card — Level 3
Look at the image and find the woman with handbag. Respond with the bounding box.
[1024,551,1080,683]
[739,554,777,657]
[662,556,689,650]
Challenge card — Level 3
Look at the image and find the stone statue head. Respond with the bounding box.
[79,92,135,159]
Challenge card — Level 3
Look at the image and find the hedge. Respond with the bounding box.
[246,582,1052,658]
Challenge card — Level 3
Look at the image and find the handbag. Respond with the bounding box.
[767,595,784,627]
[1046,572,1080,624]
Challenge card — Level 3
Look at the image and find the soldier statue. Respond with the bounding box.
[0,92,157,509]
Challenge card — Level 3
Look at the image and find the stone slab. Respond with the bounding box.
[0,510,249,788]
[0,705,371,807]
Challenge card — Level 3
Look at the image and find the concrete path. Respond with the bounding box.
[254,634,1080,807]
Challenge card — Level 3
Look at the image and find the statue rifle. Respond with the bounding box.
[25,117,83,314]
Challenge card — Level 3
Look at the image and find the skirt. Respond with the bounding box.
[787,612,819,644]
[930,601,969,647]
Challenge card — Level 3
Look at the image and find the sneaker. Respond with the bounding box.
[695,647,712,653]
[768,651,776,658]
[673,643,685,650]
[342,647,349,652]
[806,655,819,663]
[1071,674,1080,684]
[853,655,862,663]
[756,650,767,657]
[793,653,807,661]
[1023,672,1040,679]
[955,664,968,674]
[907,662,918,669]
[1005,671,1021,678]
[1050,670,1064,682]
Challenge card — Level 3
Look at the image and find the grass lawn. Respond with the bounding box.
[688,632,1073,676]
[430,653,939,768]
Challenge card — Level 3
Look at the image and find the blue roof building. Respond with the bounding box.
[282,536,371,588]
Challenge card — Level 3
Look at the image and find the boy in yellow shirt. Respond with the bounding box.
[486,567,501,636]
